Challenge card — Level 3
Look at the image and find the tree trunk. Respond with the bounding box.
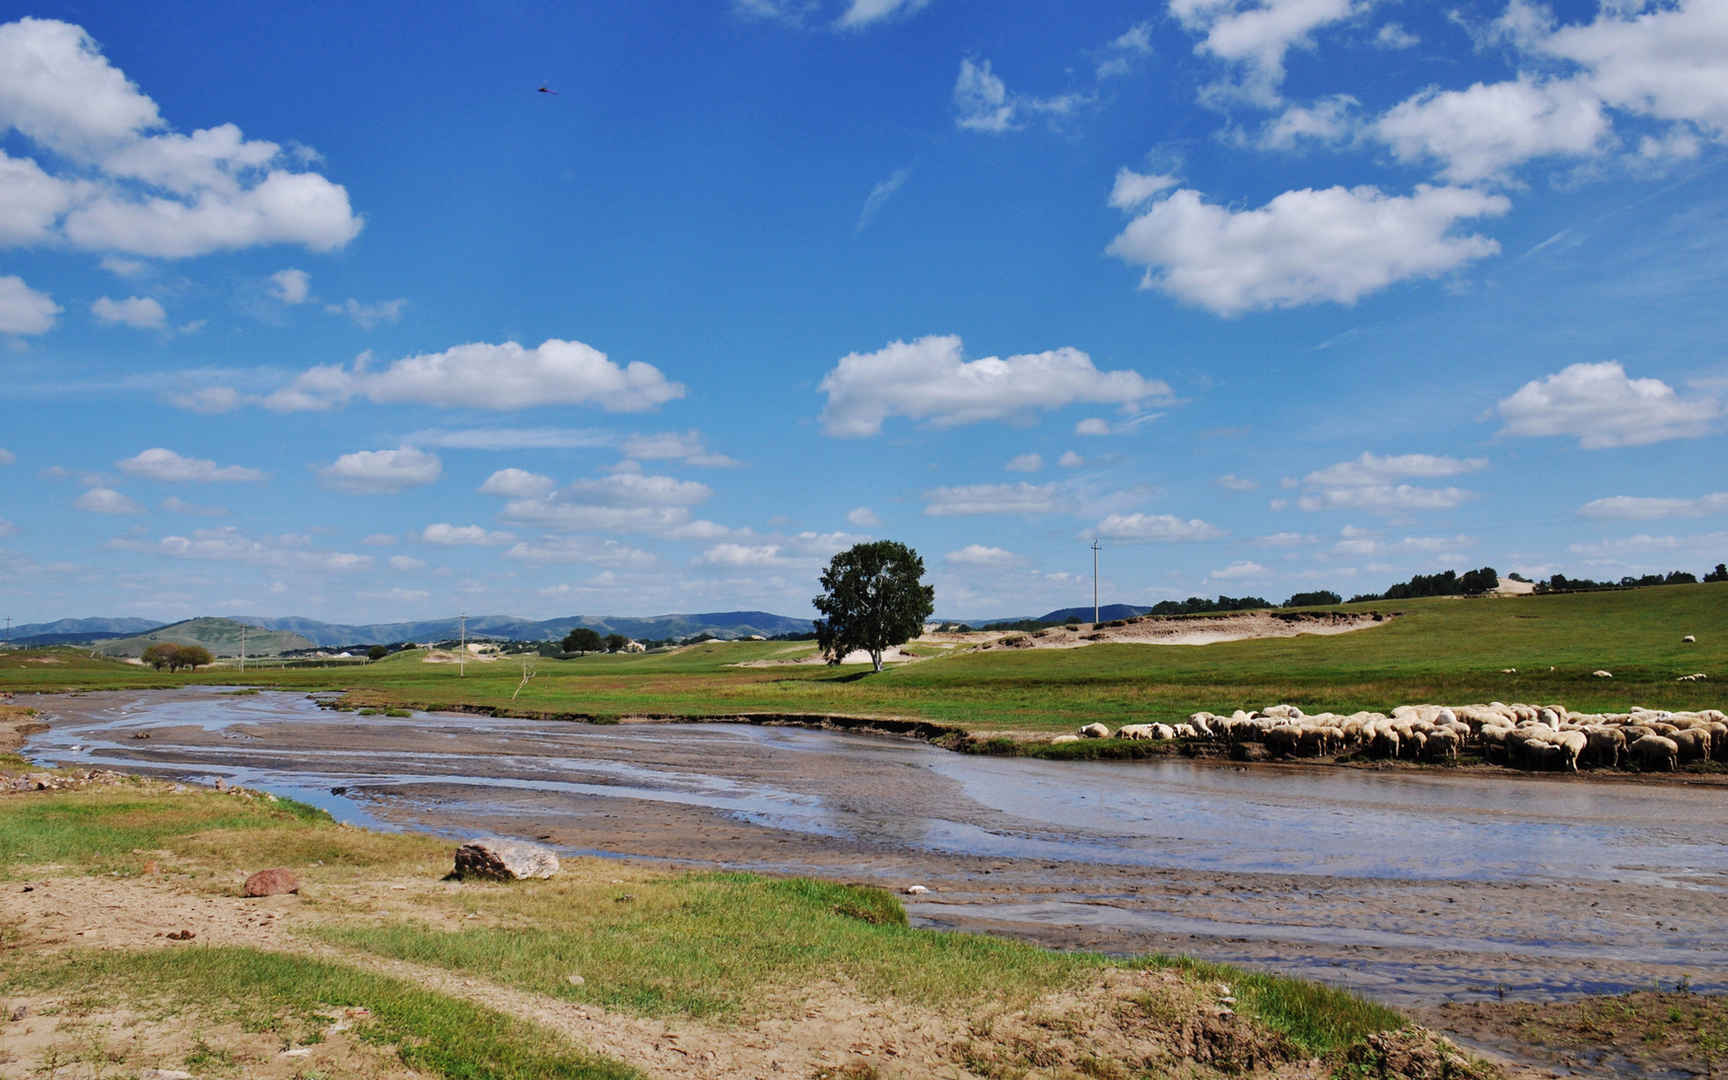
[871,649,883,673]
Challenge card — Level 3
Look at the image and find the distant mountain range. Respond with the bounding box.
[5,611,816,649]
[94,618,317,659]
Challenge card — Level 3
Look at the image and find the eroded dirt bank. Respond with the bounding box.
[19,688,1728,1014]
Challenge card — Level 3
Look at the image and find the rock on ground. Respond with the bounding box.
[452,838,560,881]
[243,867,300,897]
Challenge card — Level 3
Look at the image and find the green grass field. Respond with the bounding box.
[3,583,1723,733]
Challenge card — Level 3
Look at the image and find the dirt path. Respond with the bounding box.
[6,871,1481,1080]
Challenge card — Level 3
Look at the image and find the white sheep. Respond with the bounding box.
[1078,723,1111,739]
[1683,635,1697,643]
[1592,670,1613,679]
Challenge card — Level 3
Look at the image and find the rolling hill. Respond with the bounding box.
[94,618,316,659]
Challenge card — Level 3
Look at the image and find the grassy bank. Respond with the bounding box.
[5,583,1723,734]
[0,772,1436,1078]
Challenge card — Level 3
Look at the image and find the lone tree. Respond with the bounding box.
[812,540,935,673]
[142,642,178,670]
[603,633,629,653]
[561,627,604,655]
[144,643,211,671]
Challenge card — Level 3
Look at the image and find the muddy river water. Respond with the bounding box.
[22,688,1728,1005]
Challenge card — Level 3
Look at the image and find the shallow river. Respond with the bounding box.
[23,688,1728,1004]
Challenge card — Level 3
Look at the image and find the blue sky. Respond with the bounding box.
[1,0,1724,624]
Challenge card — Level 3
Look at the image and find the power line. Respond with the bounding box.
[1091,538,1101,624]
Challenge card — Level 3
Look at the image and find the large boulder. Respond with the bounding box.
[452,838,560,881]
[243,867,300,897]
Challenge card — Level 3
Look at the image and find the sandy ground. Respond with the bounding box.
[976,610,1391,650]
[734,611,1392,666]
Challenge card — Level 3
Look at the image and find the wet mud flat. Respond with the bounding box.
[20,688,1728,1008]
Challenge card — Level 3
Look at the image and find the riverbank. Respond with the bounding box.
[18,690,1728,1011]
[2,735,1520,1080]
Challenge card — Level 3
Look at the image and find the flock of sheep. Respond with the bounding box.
[1059,702,1728,773]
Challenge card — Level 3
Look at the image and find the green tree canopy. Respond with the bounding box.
[561,627,604,654]
[812,540,935,673]
[142,642,178,670]
[367,644,389,661]
[173,644,213,671]
[603,633,629,653]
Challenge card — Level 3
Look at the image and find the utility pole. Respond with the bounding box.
[239,624,246,673]
[458,613,466,678]
[1091,538,1101,625]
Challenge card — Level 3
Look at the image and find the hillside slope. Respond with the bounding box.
[95,618,315,658]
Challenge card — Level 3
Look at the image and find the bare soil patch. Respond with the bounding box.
[1420,993,1728,1079]
[978,610,1392,650]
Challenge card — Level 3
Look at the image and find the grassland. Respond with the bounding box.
[4,584,1723,734]
[0,776,1425,1078]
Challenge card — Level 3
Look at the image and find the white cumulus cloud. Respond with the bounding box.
[620,429,738,466]
[1578,492,1728,520]
[952,58,1088,134]
[1209,560,1268,581]
[478,468,556,498]
[91,294,166,329]
[923,482,1065,517]
[1095,512,1225,542]
[420,523,514,546]
[269,268,309,304]
[1496,362,1722,449]
[1107,183,1509,316]
[1006,453,1044,473]
[1170,0,1364,103]
[0,274,60,335]
[846,506,881,527]
[117,447,263,483]
[1216,473,1258,491]
[836,0,929,28]
[317,447,442,494]
[947,544,1018,566]
[256,339,684,413]
[821,334,1169,437]
[75,487,141,514]
[1375,78,1610,184]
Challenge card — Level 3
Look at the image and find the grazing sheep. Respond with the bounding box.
[1591,670,1613,678]
[1683,635,1696,643]
[1582,727,1626,769]
[1117,724,1155,740]
[1051,734,1081,745]
[1553,730,1587,772]
[1671,729,1710,764]
[1263,726,1301,758]
[1079,723,1110,739]
[1151,723,1177,741]
[1499,668,1518,674]
[1173,723,1199,739]
[1629,734,1679,772]
[1422,729,1460,763]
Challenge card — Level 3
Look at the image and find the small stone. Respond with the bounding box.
[142,860,160,876]
[281,1047,313,1057]
[243,867,299,897]
[140,1070,194,1080]
[166,929,196,940]
[567,974,585,986]
[9,1004,27,1021]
